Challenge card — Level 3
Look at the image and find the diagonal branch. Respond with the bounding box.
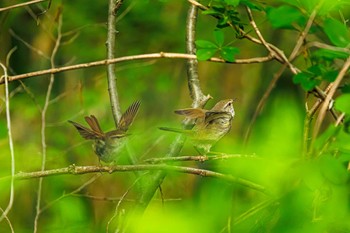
[244,9,318,145]
[0,0,48,12]
[311,57,350,154]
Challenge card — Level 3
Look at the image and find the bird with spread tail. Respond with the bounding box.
[159,99,235,154]
[69,101,140,163]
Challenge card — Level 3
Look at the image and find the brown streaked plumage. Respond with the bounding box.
[160,99,235,154]
[69,100,140,163]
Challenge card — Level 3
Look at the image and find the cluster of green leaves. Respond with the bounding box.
[201,0,263,29]
[196,30,239,62]
[264,2,350,92]
[292,18,350,91]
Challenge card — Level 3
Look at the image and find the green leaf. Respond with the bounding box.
[213,30,225,46]
[224,0,240,7]
[341,84,350,93]
[266,6,305,29]
[240,0,264,10]
[221,46,240,62]
[202,9,223,17]
[195,40,217,49]
[217,16,229,28]
[319,156,348,184]
[314,125,340,151]
[293,72,309,84]
[322,70,338,82]
[196,48,217,60]
[335,94,350,115]
[301,78,319,91]
[312,49,349,60]
[323,18,350,47]
[293,72,319,91]
[307,64,325,76]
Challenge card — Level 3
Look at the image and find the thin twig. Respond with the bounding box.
[9,29,50,60]
[233,199,277,225]
[40,174,101,213]
[0,0,48,12]
[143,154,257,163]
[0,63,15,223]
[0,53,272,85]
[243,9,318,146]
[108,175,143,233]
[0,208,14,233]
[305,41,350,54]
[33,13,62,233]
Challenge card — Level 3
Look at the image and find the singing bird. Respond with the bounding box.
[69,101,140,163]
[160,99,235,154]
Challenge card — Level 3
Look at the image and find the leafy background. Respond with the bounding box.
[0,0,350,232]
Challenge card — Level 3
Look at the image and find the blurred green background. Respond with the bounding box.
[0,0,349,232]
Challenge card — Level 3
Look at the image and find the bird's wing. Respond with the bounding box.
[118,100,141,132]
[204,111,232,124]
[174,108,206,119]
[85,115,104,134]
[68,120,103,140]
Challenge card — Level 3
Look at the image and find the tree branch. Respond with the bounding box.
[106,0,122,124]
[311,57,350,154]
[186,3,211,108]
[0,0,48,12]
[0,63,15,223]
[143,154,257,163]
[33,12,62,233]
[10,164,268,194]
[0,52,271,85]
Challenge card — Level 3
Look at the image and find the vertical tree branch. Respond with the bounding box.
[0,63,15,223]
[106,0,123,125]
[131,1,210,220]
[186,3,210,107]
[33,13,62,233]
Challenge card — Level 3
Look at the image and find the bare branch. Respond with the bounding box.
[40,174,101,213]
[108,175,142,232]
[11,164,268,194]
[0,0,48,12]
[0,63,15,223]
[106,0,122,125]
[0,208,14,233]
[186,3,210,107]
[9,29,50,60]
[244,9,318,146]
[311,57,350,153]
[144,154,258,163]
[0,52,271,85]
[34,12,62,233]
[305,41,350,54]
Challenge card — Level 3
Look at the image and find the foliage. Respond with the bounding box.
[0,0,349,232]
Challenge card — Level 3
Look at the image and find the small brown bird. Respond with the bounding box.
[69,101,140,163]
[160,99,235,154]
